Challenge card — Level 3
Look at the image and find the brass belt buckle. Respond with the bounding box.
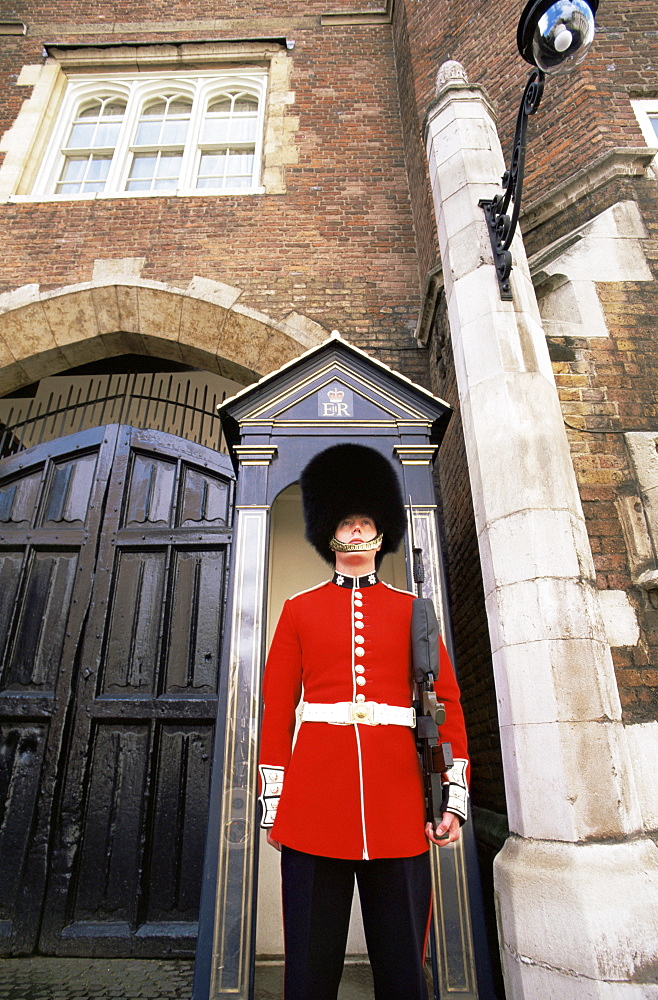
[350,701,377,725]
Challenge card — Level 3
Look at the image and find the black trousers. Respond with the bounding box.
[280,846,432,1000]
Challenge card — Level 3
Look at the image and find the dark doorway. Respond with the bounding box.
[0,424,234,956]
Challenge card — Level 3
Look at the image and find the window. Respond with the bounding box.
[630,99,658,149]
[32,71,268,198]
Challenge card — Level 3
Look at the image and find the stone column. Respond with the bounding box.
[425,61,658,998]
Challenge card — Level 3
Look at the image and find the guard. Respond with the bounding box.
[258,444,469,1000]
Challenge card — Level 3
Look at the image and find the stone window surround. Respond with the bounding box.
[630,98,658,150]
[0,40,299,202]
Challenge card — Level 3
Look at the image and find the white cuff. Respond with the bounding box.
[443,758,469,823]
[259,765,284,828]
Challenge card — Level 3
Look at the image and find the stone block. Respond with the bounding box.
[116,285,140,334]
[218,305,268,372]
[0,301,59,361]
[493,636,622,729]
[92,257,146,282]
[179,296,227,356]
[41,289,99,347]
[485,575,607,650]
[91,284,122,335]
[432,145,504,204]
[186,275,242,309]
[495,838,658,982]
[136,287,183,348]
[598,590,640,648]
[257,329,305,375]
[499,718,642,840]
[502,947,658,999]
[478,508,595,592]
[459,373,585,528]
[624,721,658,831]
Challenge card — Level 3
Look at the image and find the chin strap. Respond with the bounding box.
[329,532,383,553]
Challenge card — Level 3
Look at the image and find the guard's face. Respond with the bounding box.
[334,513,378,546]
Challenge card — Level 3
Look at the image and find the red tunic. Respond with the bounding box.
[258,575,469,860]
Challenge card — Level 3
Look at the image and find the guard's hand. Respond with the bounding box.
[267,830,282,851]
[425,812,461,846]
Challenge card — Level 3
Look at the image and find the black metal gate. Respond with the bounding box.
[0,424,235,956]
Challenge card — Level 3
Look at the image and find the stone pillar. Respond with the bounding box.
[424,61,658,998]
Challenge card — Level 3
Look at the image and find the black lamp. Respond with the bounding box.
[480,0,599,299]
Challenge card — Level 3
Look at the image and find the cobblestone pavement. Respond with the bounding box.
[0,958,377,1000]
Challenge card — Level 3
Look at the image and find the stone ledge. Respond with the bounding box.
[521,148,658,233]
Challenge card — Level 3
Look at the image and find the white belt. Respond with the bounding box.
[300,701,416,727]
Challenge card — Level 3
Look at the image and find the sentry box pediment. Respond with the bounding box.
[218,333,451,499]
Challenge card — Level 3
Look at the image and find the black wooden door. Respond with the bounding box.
[0,426,235,957]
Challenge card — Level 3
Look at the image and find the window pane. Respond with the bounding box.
[94,122,121,147]
[234,97,258,112]
[226,151,254,177]
[56,154,111,194]
[196,149,254,190]
[59,156,88,183]
[228,117,257,143]
[127,153,157,182]
[134,120,162,146]
[78,102,103,119]
[143,101,167,117]
[101,101,126,118]
[161,117,190,145]
[169,98,192,115]
[208,96,232,113]
[156,153,183,178]
[197,151,226,185]
[200,118,230,144]
[87,157,111,181]
[650,114,658,140]
[126,151,182,192]
[68,122,96,148]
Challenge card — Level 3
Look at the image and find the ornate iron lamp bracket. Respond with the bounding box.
[479,68,545,300]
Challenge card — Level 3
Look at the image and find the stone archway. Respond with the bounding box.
[0,272,327,395]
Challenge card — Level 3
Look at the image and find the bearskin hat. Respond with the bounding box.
[300,444,407,567]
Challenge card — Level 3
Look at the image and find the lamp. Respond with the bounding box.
[479,0,599,299]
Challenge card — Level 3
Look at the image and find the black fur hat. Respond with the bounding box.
[300,444,407,567]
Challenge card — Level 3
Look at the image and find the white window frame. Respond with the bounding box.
[630,99,658,150]
[31,69,268,200]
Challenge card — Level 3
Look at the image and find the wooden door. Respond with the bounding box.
[0,426,235,957]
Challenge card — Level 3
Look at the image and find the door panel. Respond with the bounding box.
[41,427,234,957]
[0,425,234,957]
[0,427,118,955]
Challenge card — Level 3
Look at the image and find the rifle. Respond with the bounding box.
[409,500,454,836]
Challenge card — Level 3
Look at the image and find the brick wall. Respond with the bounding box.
[0,5,425,369]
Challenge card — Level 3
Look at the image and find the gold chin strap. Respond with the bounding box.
[329,532,383,553]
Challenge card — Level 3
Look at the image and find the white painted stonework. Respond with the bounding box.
[425,63,658,999]
[625,721,658,831]
[597,589,640,647]
[531,200,653,339]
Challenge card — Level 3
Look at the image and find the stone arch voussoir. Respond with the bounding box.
[0,277,327,395]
